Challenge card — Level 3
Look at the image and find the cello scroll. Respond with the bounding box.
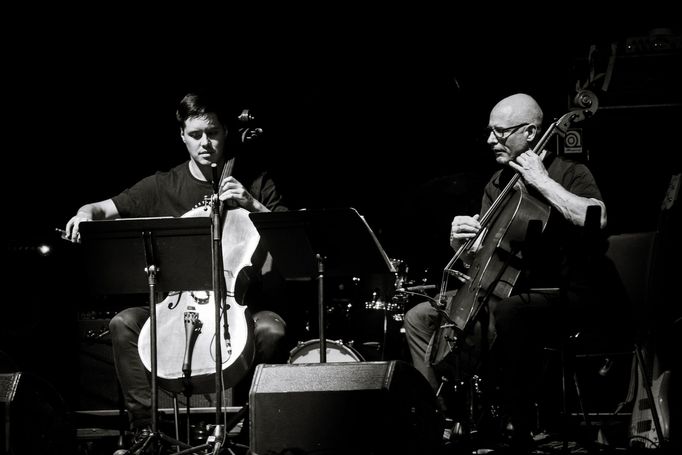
[554,89,599,137]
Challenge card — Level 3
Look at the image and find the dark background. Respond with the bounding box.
[5,13,681,260]
[2,8,681,435]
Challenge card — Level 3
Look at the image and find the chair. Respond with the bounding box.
[541,230,661,452]
[157,384,242,447]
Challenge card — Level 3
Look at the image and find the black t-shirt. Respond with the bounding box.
[111,159,288,312]
[111,161,287,217]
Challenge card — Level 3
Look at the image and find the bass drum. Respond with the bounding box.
[289,339,364,364]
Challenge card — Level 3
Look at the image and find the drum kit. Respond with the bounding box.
[288,258,433,364]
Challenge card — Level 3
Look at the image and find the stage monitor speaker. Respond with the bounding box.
[249,360,442,455]
[77,318,120,412]
[1,371,75,454]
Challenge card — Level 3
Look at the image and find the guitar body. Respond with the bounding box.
[628,174,679,449]
[629,368,671,449]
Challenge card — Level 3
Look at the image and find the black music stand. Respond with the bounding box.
[249,208,395,362]
[79,216,213,454]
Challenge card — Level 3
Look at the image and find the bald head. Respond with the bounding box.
[491,93,543,128]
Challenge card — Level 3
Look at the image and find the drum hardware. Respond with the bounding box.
[289,339,364,364]
[249,208,395,364]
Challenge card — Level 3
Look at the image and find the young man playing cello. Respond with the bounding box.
[63,90,290,450]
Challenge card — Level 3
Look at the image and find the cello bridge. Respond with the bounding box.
[190,291,210,305]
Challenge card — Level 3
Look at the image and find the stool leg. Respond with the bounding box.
[172,394,180,452]
[561,346,569,453]
[573,370,590,428]
[186,396,191,445]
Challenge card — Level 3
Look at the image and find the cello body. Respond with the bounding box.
[138,205,258,394]
[429,182,550,368]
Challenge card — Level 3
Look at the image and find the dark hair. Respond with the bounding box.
[175,90,231,128]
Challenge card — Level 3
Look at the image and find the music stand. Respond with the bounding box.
[79,216,213,453]
[249,207,395,362]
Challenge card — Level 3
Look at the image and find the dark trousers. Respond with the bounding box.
[404,291,564,441]
[109,305,287,429]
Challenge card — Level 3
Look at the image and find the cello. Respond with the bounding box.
[427,90,600,370]
[137,156,257,395]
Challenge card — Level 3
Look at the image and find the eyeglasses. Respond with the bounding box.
[487,123,531,141]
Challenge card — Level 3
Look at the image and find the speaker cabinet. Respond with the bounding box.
[249,360,442,455]
[77,318,120,412]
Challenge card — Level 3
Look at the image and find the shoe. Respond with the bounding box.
[133,426,153,443]
[115,426,152,454]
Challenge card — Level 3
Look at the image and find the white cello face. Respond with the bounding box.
[138,288,255,394]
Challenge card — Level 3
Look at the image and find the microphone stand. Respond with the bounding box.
[178,163,231,455]
[209,163,227,448]
[181,163,233,455]
[182,162,251,455]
